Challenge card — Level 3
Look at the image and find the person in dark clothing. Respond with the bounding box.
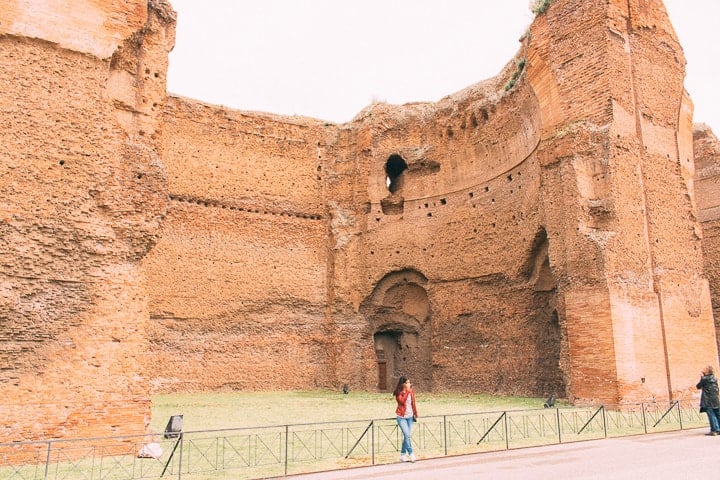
[696,365,720,435]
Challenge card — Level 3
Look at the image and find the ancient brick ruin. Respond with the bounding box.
[2,0,720,442]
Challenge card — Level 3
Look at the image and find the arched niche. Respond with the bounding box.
[521,227,556,291]
[361,269,432,392]
[521,227,566,397]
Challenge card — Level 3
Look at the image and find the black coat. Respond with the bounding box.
[697,374,720,410]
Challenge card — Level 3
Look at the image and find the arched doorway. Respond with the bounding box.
[361,269,432,392]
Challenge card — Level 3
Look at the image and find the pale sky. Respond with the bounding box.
[166,1,719,134]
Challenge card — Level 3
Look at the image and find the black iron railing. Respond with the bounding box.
[0,400,706,480]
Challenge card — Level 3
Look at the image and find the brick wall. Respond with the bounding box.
[695,126,720,353]
[1,0,717,443]
[0,0,175,441]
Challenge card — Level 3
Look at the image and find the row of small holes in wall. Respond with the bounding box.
[169,195,323,220]
[57,160,147,182]
[369,249,437,257]
[412,170,524,218]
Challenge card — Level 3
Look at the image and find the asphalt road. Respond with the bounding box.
[289,428,717,479]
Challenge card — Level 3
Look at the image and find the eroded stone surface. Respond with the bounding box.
[1,0,175,441]
[1,0,718,444]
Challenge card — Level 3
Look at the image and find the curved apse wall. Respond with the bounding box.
[343,59,558,395]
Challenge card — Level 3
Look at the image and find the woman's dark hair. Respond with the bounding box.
[393,375,408,396]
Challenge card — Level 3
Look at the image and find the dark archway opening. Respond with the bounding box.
[534,308,564,397]
[385,154,408,194]
[374,331,400,391]
[362,269,432,392]
[522,227,566,398]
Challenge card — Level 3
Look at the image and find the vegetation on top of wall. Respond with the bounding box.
[504,57,526,91]
[531,0,553,15]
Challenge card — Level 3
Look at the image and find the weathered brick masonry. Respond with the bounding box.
[1,0,718,442]
[695,126,720,347]
[1,0,175,440]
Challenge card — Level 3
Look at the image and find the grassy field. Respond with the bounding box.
[145,392,706,479]
[150,390,550,433]
[1,393,704,480]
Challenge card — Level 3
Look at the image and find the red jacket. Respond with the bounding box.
[395,389,418,418]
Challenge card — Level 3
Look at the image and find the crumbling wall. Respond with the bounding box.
[527,0,716,404]
[0,0,175,441]
[2,0,719,444]
[335,75,566,395]
[142,97,335,391]
[695,125,720,350]
[143,0,716,406]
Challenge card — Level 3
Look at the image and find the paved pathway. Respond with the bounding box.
[289,428,719,479]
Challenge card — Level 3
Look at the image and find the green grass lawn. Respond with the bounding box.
[1,393,703,480]
[150,390,549,433]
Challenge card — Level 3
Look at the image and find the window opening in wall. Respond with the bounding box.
[385,154,408,194]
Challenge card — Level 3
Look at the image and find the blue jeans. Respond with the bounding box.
[397,416,414,454]
[706,407,720,432]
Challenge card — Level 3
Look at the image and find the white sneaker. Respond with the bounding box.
[409,453,417,462]
[400,454,409,462]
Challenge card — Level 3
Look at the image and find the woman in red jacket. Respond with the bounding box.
[394,375,418,462]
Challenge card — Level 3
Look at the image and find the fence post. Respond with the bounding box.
[443,415,448,456]
[641,403,647,434]
[177,433,184,480]
[43,441,51,480]
[371,420,375,465]
[285,425,289,477]
[556,408,561,444]
[602,406,607,438]
[677,401,684,430]
[504,412,509,449]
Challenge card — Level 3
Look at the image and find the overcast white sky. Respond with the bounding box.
[166,1,719,134]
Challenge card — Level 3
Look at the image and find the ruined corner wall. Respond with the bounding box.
[0,0,175,441]
[142,97,338,392]
[695,125,720,346]
[526,0,715,404]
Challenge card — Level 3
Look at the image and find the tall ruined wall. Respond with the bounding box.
[0,0,175,441]
[329,77,565,396]
[3,0,719,444]
[144,0,716,406]
[695,126,720,346]
[527,0,715,404]
[142,97,336,391]
[145,63,568,397]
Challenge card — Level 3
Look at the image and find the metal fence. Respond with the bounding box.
[0,400,707,480]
